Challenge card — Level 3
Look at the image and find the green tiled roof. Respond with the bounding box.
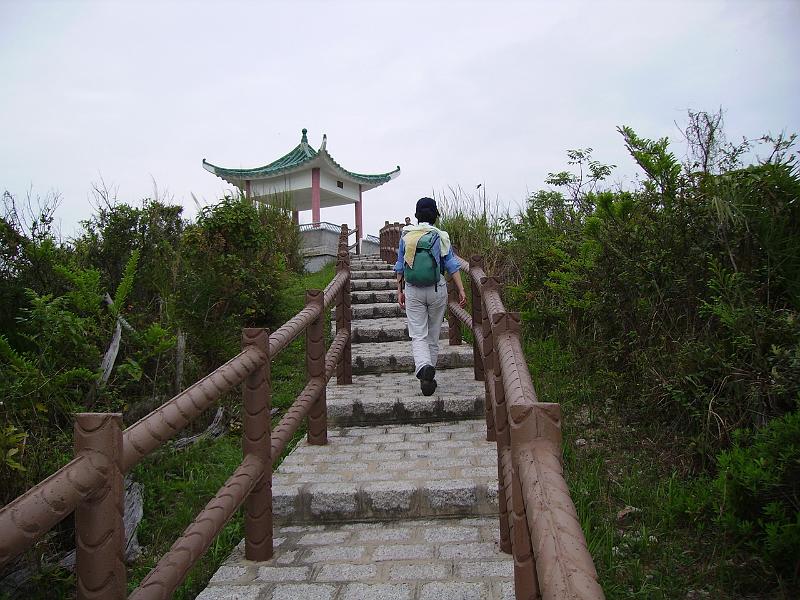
[203,128,400,186]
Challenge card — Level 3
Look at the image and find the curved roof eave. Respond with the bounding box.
[202,129,400,190]
[317,145,400,190]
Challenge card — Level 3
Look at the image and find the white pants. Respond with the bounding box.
[405,278,448,375]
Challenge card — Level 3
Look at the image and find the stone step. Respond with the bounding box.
[271,421,497,526]
[351,278,396,291]
[348,302,405,320]
[342,317,449,344]
[350,261,392,271]
[199,515,513,600]
[351,290,398,304]
[350,270,396,280]
[327,369,484,426]
[353,340,473,374]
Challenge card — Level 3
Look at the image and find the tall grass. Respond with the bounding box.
[435,185,512,277]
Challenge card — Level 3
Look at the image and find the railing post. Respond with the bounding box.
[483,279,508,554]
[336,245,352,385]
[447,277,462,346]
[306,289,327,445]
[381,221,389,262]
[242,328,272,561]
[480,276,496,442]
[74,413,125,600]
[493,311,539,600]
[469,256,485,382]
[392,222,401,264]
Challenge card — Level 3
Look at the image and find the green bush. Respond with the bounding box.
[502,113,800,461]
[177,196,292,368]
[715,410,800,579]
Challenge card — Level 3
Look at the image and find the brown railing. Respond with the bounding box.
[0,225,354,600]
[380,220,403,263]
[379,222,604,600]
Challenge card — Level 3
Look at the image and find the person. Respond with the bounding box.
[395,197,467,396]
[404,216,412,225]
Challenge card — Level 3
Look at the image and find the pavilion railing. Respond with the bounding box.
[297,221,343,234]
[379,223,604,600]
[0,225,354,600]
[379,220,403,264]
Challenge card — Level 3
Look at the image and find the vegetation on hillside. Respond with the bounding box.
[0,190,310,598]
[440,110,799,598]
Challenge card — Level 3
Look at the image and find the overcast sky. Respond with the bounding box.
[1,0,798,239]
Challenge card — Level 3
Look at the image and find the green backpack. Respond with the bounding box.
[405,232,442,287]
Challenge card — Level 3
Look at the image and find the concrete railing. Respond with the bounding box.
[379,221,403,264]
[0,226,354,600]
[381,222,604,600]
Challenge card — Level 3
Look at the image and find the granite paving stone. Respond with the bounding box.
[272,422,498,523]
[341,583,413,600]
[315,563,378,582]
[255,566,310,582]
[204,518,513,598]
[272,583,336,600]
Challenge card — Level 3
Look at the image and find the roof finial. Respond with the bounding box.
[301,128,308,143]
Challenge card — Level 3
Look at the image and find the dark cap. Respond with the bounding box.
[415,197,439,216]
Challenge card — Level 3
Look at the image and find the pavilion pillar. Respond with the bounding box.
[355,184,363,253]
[311,167,321,227]
[245,180,251,199]
[292,211,299,225]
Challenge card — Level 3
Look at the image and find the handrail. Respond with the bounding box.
[0,225,354,600]
[380,222,604,600]
[0,452,110,564]
[122,345,266,473]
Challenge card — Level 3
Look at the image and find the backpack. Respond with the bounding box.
[405,232,443,287]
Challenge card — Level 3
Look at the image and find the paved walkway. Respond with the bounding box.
[199,256,511,600]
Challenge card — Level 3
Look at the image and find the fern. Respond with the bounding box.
[111,248,140,315]
[0,334,35,372]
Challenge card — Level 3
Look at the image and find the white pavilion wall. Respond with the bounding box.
[320,171,358,204]
[251,171,312,200]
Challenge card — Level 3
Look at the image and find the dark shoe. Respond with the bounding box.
[421,378,437,396]
[417,365,436,396]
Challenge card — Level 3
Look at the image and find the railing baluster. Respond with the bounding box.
[306,289,327,445]
[336,240,353,385]
[242,328,273,561]
[447,277,462,346]
[73,413,125,600]
[469,256,485,381]
[492,313,540,600]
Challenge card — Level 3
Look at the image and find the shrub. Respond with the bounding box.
[715,410,800,579]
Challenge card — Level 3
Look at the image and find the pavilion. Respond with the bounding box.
[202,129,400,248]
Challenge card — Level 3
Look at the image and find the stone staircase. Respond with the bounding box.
[199,257,513,600]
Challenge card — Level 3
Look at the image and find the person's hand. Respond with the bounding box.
[458,289,467,308]
[398,290,405,309]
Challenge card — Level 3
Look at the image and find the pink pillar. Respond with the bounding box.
[355,184,363,252]
[245,180,251,199]
[292,210,299,225]
[311,168,321,227]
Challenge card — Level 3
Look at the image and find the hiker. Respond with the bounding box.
[404,216,412,225]
[395,197,467,396]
